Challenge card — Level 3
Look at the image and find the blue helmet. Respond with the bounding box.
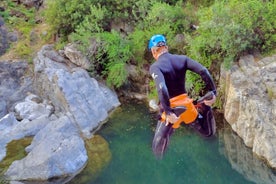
[148,34,167,50]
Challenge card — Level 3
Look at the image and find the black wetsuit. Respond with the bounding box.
[149,52,217,115]
[150,52,217,158]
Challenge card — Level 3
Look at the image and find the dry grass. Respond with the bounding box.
[0,23,54,62]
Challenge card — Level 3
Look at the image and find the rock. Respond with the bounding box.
[17,0,44,9]
[42,47,68,63]
[223,54,276,168]
[0,21,8,56]
[1,44,120,182]
[72,135,112,183]
[7,31,18,42]
[34,45,120,138]
[14,94,53,121]
[64,43,92,70]
[0,113,18,132]
[0,101,7,118]
[0,16,4,26]
[5,115,88,182]
[0,114,50,161]
[0,18,18,55]
[0,61,34,119]
[119,64,149,100]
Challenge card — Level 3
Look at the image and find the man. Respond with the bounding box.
[148,34,217,159]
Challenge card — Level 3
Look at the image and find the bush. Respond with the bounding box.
[92,30,132,88]
[187,0,276,68]
[129,1,194,65]
[69,4,107,51]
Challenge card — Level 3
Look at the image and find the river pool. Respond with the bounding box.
[69,101,276,184]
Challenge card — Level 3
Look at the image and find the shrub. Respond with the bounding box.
[93,30,132,88]
[130,1,194,65]
[69,4,107,51]
[44,0,103,37]
[187,0,276,68]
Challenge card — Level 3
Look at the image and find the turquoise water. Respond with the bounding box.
[70,101,276,184]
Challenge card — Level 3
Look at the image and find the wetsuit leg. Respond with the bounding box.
[190,104,216,137]
[152,121,174,159]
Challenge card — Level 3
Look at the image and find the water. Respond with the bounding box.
[2,102,275,184]
[70,102,276,184]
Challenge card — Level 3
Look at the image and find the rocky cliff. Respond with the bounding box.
[222,54,276,168]
[0,45,120,183]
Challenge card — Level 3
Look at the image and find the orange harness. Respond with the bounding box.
[161,94,198,129]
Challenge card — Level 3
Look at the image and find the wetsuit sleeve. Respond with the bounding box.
[150,66,173,114]
[186,57,217,95]
[198,68,217,96]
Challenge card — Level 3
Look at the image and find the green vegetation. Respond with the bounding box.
[0,0,51,61]
[1,0,276,98]
[187,0,276,69]
[0,0,36,59]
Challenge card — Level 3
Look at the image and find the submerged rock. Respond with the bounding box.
[70,135,112,183]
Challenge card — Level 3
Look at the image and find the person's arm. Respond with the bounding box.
[150,66,171,114]
[198,68,217,96]
[150,66,179,124]
[198,68,217,106]
[185,57,217,106]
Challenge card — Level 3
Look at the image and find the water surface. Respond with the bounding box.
[70,102,276,184]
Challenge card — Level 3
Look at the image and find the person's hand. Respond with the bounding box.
[165,113,179,126]
[204,94,216,106]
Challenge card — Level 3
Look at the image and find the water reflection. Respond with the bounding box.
[219,119,276,184]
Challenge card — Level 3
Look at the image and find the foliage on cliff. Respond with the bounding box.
[1,0,276,97]
[43,0,276,96]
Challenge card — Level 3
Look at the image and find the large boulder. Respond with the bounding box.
[222,54,276,168]
[5,115,87,182]
[33,45,120,137]
[2,44,120,182]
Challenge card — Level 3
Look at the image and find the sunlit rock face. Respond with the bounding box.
[222,54,276,168]
[33,45,121,138]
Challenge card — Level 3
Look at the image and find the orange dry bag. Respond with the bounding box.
[161,94,198,128]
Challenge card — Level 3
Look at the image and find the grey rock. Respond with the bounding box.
[64,43,91,70]
[5,115,87,181]
[34,45,120,138]
[14,95,53,121]
[1,44,120,182]
[0,61,34,119]
[223,54,276,168]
